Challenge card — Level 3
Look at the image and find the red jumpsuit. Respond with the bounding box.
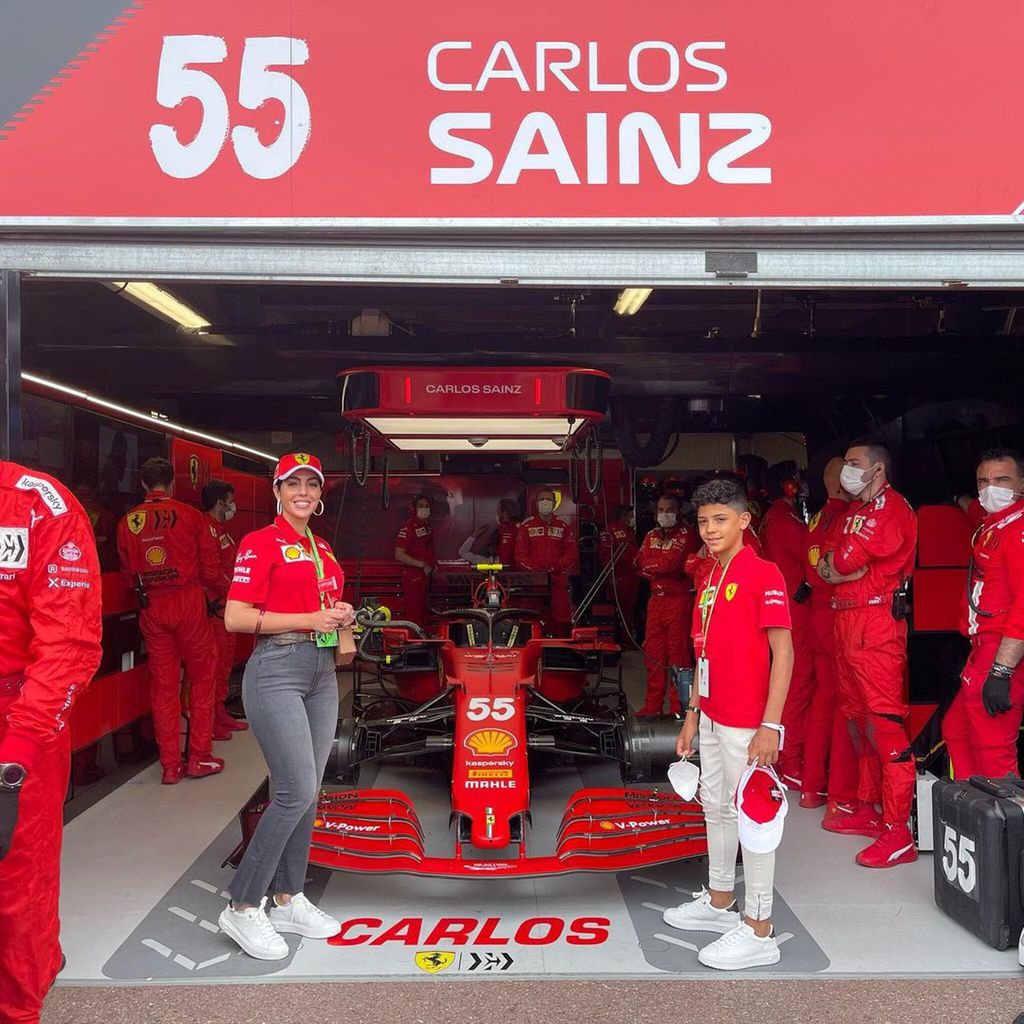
[801,498,859,804]
[396,516,434,628]
[116,493,222,771]
[943,500,1024,778]
[204,514,238,722]
[636,523,698,714]
[515,514,576,635]
[497,521,518,566]
[599,518,640,634]
[761,498,814,787]
[0,464,102,1024]
[829,486,917,830]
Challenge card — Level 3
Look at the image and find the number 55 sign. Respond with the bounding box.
[150,36,310,180]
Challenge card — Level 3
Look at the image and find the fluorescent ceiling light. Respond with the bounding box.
[366,416,583,437]
[21,371,276,463]
[613,287,653,316]
[390,437,562,453]
[108,281,210,330]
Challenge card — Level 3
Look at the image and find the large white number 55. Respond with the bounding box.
[150,35,311,180]
[232,36,311,180]
[150,35,229,179]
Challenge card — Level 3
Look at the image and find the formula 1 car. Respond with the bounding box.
[231,567,706,879]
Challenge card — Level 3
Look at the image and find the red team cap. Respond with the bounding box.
[274,452,325,484]
[735,764,789,854]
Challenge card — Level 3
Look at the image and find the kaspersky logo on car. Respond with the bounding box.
[464,729,517,756]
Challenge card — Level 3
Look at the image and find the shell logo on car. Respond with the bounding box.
[464,729,517,756]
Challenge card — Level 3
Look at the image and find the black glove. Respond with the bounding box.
[982,672,1013,717]
[0,789,21,860]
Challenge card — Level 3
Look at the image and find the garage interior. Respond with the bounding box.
[8,267,1024,1015]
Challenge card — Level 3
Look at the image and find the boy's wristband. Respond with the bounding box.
[760,721,785,751]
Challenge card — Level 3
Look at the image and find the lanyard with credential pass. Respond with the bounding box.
[305,527,339,648]
[695,554,735,699]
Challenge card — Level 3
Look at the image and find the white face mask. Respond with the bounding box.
[979,485,1019,515]
[222,501,236,522]
[840,463,876,497]
[537,499,555,516]
[416,507,430,521]
[657,512,677,528]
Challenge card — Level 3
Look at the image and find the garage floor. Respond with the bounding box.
[48,654,1024,1022]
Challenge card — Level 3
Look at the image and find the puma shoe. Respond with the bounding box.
[855,824,917,868]
[186,755,225,779]
[822,801,882,838]
[161,763,184,785]
[663,888,741,934]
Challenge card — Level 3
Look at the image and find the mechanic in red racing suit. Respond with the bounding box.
[201,479,248,738]
[117,457,226,784]
[515,488,576,636]
[817,440,917,869]
[635,495,698,715]
[0,462,102,1024]
[599,504,640,635]
[760,462,815,791]
[395,494,435,629]
[943,448,1024,778]
[799,458,860,810]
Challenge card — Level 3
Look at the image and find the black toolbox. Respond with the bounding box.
[932,775,1024,949]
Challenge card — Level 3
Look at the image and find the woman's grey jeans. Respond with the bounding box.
[228,638,339,907]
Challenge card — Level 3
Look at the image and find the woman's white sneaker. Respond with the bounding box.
[662,888,741,933]
[697,921,781,971]
[267,892,341,939]
[218,898,289,960]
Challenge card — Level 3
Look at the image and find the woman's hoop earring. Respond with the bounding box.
[314,500,325,517]
[276,499,283,515]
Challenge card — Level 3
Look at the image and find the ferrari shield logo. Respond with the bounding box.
[127,511,147,535]
[294,453,311,465]
[189,454,199,488]
[415,951,456,974]
[725,583,739,601]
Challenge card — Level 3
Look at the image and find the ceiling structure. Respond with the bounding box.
[19,277,1024,442]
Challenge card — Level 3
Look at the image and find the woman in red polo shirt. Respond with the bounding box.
[218,453,354,961]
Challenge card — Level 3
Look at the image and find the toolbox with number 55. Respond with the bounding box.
[932,775,1024,949]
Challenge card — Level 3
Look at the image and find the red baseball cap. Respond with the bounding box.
[735,764,788,853]
[274,452,325,484]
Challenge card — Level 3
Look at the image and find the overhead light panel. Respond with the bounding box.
[366,416,584,437]
[21,371,277,463]
[108,281,210,331]
[389,437,562,453]
[614,287,653,316]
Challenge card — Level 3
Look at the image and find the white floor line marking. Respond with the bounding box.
[630,875,668,888]
[199,919,221,934]
[220,890,231,900]
[173,953,197,970]
[141,938,172,958]
[168,906,197,923]
[641,902,669,914]
[197,953,232,971]
[654,932,699,952]
[190,880,218,894]
[776,932,795,946]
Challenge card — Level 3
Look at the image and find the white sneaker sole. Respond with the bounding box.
[268,917,341,939]
[698,945,781,971]
[662,908,740,934]
[217,910,289,961]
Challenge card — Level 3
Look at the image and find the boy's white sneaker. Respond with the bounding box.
[662,887,741,934]
[698,921,781,971]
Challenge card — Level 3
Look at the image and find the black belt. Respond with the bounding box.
[0,674,24,697]
[266,632,318,645]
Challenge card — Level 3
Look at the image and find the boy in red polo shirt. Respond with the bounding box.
[664,477,794,970]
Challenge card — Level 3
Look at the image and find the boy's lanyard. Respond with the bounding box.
[305,527,339,648]
[699,552,736,647]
